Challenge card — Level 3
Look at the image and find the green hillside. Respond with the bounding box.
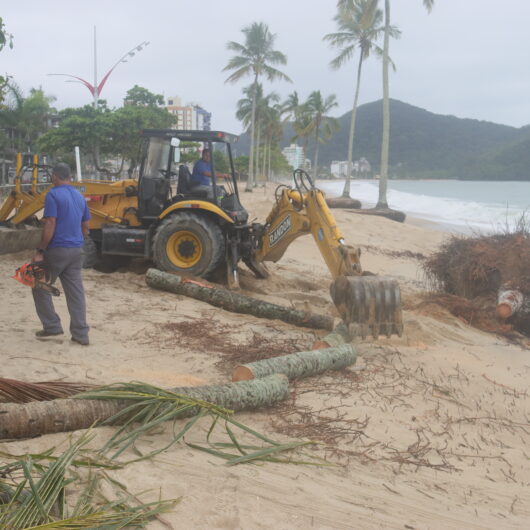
[237,99,528,180]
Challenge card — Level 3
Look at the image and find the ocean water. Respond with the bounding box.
[318,179,530,234]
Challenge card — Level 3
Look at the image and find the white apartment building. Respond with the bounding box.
[331,157,371,178]
[165,96,212,131]
[281,143,306,169]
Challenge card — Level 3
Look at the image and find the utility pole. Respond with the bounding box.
[93,26,98,108]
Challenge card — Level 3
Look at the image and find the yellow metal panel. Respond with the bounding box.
[0,193,16,221]
[31,154,38,194]
[10,192,47,225]
[255,186,358,279]
[160,200,234,224]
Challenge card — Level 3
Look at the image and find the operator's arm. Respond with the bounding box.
[201,169,230,180]
[82,220,90,238]
[81,199,91,238]
[34,217,56,262]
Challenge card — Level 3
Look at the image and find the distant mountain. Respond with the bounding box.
[235,99,530,180]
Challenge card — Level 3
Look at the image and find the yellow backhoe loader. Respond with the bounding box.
[0,129,402,339]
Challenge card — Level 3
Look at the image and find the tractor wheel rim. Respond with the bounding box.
[166,230,202,268]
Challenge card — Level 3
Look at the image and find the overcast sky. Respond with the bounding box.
[2,0,530,133]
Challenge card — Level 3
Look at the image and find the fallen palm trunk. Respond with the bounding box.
[347,208,406,223]
[232,344,356,381]
[312,322,351,349]
[145,268,334,330]
[326,197,362,209]
[0,377,93,403]
[0,374,289,440]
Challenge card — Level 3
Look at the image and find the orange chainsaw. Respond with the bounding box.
[12,262,60,296]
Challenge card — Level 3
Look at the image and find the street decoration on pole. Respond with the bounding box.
[49,27,149,108]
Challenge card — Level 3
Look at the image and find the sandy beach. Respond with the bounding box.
[1,182,529,529]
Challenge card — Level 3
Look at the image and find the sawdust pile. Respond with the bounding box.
[422,226,530,337]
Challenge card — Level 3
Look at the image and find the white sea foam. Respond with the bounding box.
[318,180,530,234]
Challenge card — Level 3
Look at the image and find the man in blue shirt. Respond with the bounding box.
[190,149,229,198]
[33,163,91,345]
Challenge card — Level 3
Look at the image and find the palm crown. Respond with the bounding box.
[223,22,291,85]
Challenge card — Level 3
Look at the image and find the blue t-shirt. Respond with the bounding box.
[191,159,212,187]
[44,184,91,248]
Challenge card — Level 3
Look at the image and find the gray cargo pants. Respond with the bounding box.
[32,247,89,342]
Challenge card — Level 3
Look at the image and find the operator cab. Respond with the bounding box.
[137,129,248,224]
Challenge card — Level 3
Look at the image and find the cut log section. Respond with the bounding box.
[496,287,524,319]
[325,197,362,210]
[0,374,289,440]
[232,344,357,382]
[145,268,334,330]
[312,322,351,349]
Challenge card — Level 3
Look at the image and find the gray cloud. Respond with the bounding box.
[2,0,529,134]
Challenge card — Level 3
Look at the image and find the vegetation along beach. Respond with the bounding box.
[1,1,529,528]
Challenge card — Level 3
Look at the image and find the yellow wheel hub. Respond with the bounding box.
[166,230,202,268]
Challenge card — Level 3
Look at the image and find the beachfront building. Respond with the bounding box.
[331,157,372,179]
[165,96,212,131]
[331,160,349,178]
[281,143,308,170]
[194,106,212,131]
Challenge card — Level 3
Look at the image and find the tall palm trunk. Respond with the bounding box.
[267,137,272,180]
[377,0,390,208]
[342,53,364,198]
[246,76,258,192]
[312,119,321,181]
[252,116,261,188]
[261,134,267,180]
[303,136,309,171]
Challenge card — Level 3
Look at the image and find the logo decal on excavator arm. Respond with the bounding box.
[269,214,292,247]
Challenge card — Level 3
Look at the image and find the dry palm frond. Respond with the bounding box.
[423,221,530,298]
[77,382,320,466]
[0,430,177,529]
[0,377,94,404]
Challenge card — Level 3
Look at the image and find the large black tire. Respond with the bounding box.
[82,237,99,269]
[82,237,130,272]
[152,212,225,278]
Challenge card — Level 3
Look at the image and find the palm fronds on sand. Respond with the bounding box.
[0,378,93,404]
[0,431,177,529]
[77,382,320,466]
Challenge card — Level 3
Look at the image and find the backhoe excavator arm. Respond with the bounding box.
[254,187,362,279]
[251,170,403,339]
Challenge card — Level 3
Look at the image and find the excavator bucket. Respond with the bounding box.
[330,275,403,340]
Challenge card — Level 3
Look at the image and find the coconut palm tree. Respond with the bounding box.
[376,0,434,208]
[261,102,283,180]
[325,0,395,197]
[236,84,279,182]
[302,91,339,180]
[281,92,313,169]
[223,22,291,191]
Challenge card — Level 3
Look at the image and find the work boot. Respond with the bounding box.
[71,336,89,346]
[36,329,64,337]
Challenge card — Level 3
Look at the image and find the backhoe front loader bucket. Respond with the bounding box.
[330,275,403,340]
[0,225,42,256]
